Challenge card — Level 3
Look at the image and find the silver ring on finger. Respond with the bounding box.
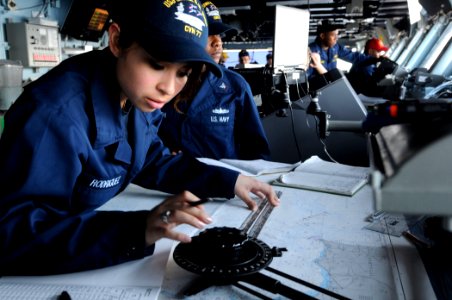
[160,210,172,224]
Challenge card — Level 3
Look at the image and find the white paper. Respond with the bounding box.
[0,282,158,300]
[197,157,300,176]
[277,171,367,196]
[274,155,370,196]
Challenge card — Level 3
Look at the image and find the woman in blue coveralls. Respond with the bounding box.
[158,0,271,160]
[0,0,279,275]
[307,20,377,80]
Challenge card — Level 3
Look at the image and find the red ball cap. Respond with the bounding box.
[366,38,389,52]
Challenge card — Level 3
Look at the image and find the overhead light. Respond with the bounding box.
[308,7,338,11]
[362,17,375,23]
[315,13,343,18]
[379,5,408,10]
[219,8,236,15]
[266,0,336,6]
[218,5,250,10]
[266,1,307,6]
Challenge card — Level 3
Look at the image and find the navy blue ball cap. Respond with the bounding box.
[202,1,238,36]
[316,20,343,34]
[108,0,222,78]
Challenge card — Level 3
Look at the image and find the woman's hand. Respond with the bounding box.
[234,174,280,211]
[145,191,212,246]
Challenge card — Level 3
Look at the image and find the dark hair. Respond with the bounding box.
[316,20,342,36]
[117,28,135,50]
[364,39,371,55]
[239,49,250,57]
[172,64,204,113]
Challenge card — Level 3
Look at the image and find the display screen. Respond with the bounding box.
[60,0,110,42]
[272,5,310,73]
[87,8,109,32]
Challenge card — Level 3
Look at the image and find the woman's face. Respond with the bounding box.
[116,43,193,112]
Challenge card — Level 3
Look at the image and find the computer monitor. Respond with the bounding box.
[232,67,271,96]
[262,74,369,167]
[272,5,310,73]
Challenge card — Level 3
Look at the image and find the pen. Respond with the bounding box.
[189,198,212,207]
[58,291,72,300]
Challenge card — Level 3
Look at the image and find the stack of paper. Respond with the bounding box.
[197,157,300,176]
[273,156,370,196]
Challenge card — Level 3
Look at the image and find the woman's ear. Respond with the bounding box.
[108,23,121,57]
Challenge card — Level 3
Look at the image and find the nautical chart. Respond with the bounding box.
[160,185,411,299]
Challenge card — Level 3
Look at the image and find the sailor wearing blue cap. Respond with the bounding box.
[0,0,279,275]
[159,0,271,160]
[308,20,375,79]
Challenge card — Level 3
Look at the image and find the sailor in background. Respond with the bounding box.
[219,51,229,66]
[308,20,377,80]
[347,37,391,96]
[159,0,271,160]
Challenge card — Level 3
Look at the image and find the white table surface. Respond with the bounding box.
[0,179,435,300]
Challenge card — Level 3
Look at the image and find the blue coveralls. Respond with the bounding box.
[0,48,239,275]
[158,67,271,160]
[347,60,379,95]
[307,38,373,79]
[349,62,375,78]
